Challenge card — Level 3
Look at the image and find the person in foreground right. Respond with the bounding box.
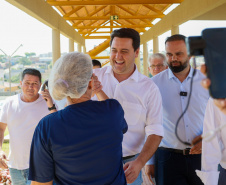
[28,52,128,185]
[196,64,226,185]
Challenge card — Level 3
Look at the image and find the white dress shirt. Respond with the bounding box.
[196,98,226,185]
[93,66,164,157]
[152,67,209,150]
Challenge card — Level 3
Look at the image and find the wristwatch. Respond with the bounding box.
[48,104,56,111]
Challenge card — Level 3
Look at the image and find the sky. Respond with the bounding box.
[1,1,226,57]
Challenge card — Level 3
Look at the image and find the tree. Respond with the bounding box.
[18,57,32,65]
[11,73,21,83]
[25,52,36,58]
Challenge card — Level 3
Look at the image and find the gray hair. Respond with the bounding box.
[149,53,167,66]
[48,52,93,100]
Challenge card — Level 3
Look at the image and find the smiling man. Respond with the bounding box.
[0,68,56,185]
[92,28,163,185]
[150,34,209,185]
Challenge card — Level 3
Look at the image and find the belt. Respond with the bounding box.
[123,155,136,160]
[159,147,191,155]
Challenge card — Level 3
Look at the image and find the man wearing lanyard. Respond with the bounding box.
[150,34,209,185]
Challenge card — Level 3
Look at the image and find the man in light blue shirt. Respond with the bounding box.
[150,34,209,185]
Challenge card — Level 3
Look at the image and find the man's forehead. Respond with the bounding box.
[111,37,133,47]
[165,40,186,51]
[150,58,164,64]
[23,74,40,81]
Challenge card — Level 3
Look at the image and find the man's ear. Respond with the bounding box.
[148,66,151,73]
[135,48,140,58]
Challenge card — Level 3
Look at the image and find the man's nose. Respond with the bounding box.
[172,55,178,61]
[116,52,122,60]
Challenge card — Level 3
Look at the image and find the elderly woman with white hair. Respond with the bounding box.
[28,52,128,185]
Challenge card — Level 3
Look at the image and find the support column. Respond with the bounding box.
[153,36,159,54]
[143,42,149,77]
[83,46,86,53]
[69,38,74,52]
[77,43,82,52]
[135,52,141,73]
[52,29,61,65]
[171,25,179,35]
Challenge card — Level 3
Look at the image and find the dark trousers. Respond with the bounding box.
[155,148,204,185]
[218,165,226,185]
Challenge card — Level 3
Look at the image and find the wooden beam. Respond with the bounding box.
[64,15,165,20]
[143,4,165,15]
[74,25,153,29]
[76,10,110,31]
[117,5,151,25]
[47,0,184,6]
[84,36,111,39]
[63,6,83,17]
[81,20,110,36]
[91,56,110,60]
[79,31,111,34]
[72,5,107,26]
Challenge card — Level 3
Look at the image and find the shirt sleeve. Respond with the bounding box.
[29,121,54,183]
[196,99,221,185]
[145,85,164,137]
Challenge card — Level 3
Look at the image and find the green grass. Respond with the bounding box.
[2,127,9,156]
[2,142,9,156]
[4,127,9,137]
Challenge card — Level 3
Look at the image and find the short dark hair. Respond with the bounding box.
[92,59,101,68]
[165,34,186,45]
[21,68,42,82]
[110,28,140,51]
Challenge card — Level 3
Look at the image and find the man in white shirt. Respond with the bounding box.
[148,53,168,77]
[92,28,164,185]
[0,68,56,185]
[150,34,209,185]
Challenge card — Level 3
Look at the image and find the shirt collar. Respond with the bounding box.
[168,65,193,80]
[105,65,139,82]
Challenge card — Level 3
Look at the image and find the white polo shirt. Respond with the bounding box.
[93,66,164,157]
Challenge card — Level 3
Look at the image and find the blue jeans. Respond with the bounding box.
[9,168,31,185]
[155,148,203,185]
[123,154,143,185]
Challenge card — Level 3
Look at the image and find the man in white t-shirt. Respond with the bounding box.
[92,28,164,185]
[0,68,56,185]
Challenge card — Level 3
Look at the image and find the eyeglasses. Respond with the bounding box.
[150,64,164,69]
[23,82,40,87]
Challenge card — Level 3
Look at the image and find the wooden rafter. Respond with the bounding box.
[143,4,165,15]
[78,31,111,34]
[47,0,183,6]
[117,5,151,25]
[74,25,153,29]
[72,5,107,27]
[84,36,111,39]
[82,20,110,36]
[63,6,84,17]
[77,10,111,31]
[64,14,164,20]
